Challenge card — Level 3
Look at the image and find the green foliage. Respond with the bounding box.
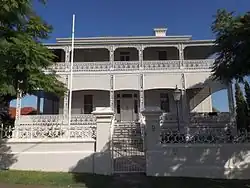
[235,82,248,130]
[0,0,67,104]
[212,9,250,82]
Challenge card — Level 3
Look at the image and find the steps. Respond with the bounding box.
[112,122,146,173]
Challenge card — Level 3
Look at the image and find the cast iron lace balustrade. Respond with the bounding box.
[12,114,97,140]
[73,62,111,72]
[50,59,214,72]
[143,60,181,70]
[160,126,249,144]
[51,62,69,72]
[113,61,140,71]
[183,59,214,70]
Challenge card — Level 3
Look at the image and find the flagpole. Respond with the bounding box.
[68,14,75,128]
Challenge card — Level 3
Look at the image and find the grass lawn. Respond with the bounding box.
[0,170,250,188]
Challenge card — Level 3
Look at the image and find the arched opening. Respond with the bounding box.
[184,45,215,60]
[71,48,109,62]
[143,47,179,60]
[50,49,65,62]
[114,48,139,61]
[71,90,110,114]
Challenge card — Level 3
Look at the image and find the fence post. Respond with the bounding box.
[92,107,114,175]
[141,107,162,151]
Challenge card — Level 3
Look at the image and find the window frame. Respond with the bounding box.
[120,52,130,61]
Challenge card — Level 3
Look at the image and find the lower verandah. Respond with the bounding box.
[25,87,215,121]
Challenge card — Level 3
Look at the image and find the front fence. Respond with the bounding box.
[1,114,97,140]
[160,126,250,144]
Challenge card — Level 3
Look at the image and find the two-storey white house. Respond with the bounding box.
[14,27,234,137]
[7,28,242,176]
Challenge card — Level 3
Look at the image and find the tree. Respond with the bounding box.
[235,82,248,130]
[0,1,67,113]
[211,9,250,83]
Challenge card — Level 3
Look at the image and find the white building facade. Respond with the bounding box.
[7,28,248,179]
[15,28,234,126]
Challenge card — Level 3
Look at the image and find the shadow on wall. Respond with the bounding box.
[69,140,250,187]
[70,141,112,187]
[147,143,250,179]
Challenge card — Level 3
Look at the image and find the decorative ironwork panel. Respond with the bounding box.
[17,124,66,139]
[143,60,181,70]
[51,63,68,72]
[70,114,96,125]
[69,125,96,139]
[113,61,140,71]
[110,75,114,111]
[11,114,97,140]
[112,122,146,173]
[73,62,111,72]
[183,59,214,69]
[19,115,63,125]
[160,126,250,144]
[139,74,144,112]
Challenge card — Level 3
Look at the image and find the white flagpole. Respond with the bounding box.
[68,14,75,127]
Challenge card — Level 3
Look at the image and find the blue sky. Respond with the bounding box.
[10,0,250,111]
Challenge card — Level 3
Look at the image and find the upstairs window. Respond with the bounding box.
[120,52,130,61]
[160,93,169,112]
[158,51,167,60]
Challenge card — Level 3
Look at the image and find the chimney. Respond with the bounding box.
[154,28,167,37]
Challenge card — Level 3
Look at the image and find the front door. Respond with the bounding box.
[121,95,134,121]
[116,92,139,122]
[121,98,134,121]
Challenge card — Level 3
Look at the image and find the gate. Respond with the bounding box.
[111,121,146,173]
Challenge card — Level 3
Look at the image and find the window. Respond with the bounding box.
[158,51,167,60]
[160,93,169,112]
[84,95,93,114]
[120,52,130,61]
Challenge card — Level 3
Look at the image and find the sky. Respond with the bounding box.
[10,0,250,112]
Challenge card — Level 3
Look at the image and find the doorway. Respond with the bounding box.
[116,92,139,122]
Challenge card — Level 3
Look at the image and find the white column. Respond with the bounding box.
[109,47,115,111]
[63,47,70,124]
[179,44,189,123]
[181,73,189,123]
[139,74,144,112]
[178,44,184,68]
[14,90,22,126]
[138,46,144,112]
[36,91,41,114]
